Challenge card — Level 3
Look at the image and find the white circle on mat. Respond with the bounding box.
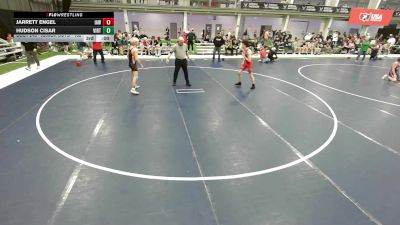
[36,66,338,181]
[298,64,400,107]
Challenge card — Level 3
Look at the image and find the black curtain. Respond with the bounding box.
[0,9,14,39]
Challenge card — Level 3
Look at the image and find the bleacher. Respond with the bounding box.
[0,42,23,62]
[196,42,227,55]
[0,38,23,62]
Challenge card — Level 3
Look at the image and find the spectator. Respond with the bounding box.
[326,32,333,42]
[293,37,303,54]
[243,29,248,40]
[187,28,196,52]
[141,37,150,55]
[354,35,361,47]
[324,40,333,54]
[342,39,354,53]
[332,31,339,46]
[149,36,158,56]
[304,33,313,41]
[366,33,371,40]
[213,32,225,62]
[376,33,383,41]
[284,37,293,53]
[164,27,170,41]
[314,40,322,55]
[113,31,122,55]
[204,34,210,42]
[139,33,148,40]
[225,35,239,56]
[77,42,87,59]
[154,37,162,57]
[317,32,324,41]
[387,34,396,53]
[308,41,315,54]
[63,42,70,54]
[22,42,40,71]
[115,30,122,40]
[6,33,15,46]
[183,31,187,44]
[301,41,313,54]
[337,33,344,46]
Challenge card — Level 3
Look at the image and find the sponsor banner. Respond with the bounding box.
[317,6,335,13]
[265,3,280,10]
[240,2,350,14]
[349,8,394,25]
[300,5,317,12]
[240,2,263,9]
[335,7,351,14]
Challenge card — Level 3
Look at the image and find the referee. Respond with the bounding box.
[166,37,191,86]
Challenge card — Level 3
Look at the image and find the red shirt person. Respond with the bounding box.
[92,42,104,64]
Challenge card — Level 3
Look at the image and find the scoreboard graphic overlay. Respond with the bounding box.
[14,12,114,42]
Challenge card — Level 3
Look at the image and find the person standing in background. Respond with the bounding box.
[387,34,396,54]
[141,37,150,55]
[92,41,104,64]
[187,28,196,52]
[76,42,86,60]
[22,42,40,71]
[332,31,339,47]
[261,31,273,50]
[153,37,162,57]
[213,32,225,62]
[183,32,187,44]
[355,36,370,62]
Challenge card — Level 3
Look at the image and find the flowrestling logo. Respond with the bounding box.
[349,8,393,25]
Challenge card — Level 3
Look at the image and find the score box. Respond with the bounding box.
[102,18,114,26]
[103,26,114,34]
[95,35,114,42]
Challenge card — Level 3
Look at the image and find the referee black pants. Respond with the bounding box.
[173,59,189,84]
[93,50,104,63]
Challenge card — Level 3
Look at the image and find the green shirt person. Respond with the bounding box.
[360,40,371,52]
[356,38,370,62]
[262,38,274,49]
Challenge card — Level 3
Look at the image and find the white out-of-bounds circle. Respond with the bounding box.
[298,64,400,107]
[36,66,338,181]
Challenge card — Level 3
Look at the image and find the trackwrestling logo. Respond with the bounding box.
[359,13,383,22]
